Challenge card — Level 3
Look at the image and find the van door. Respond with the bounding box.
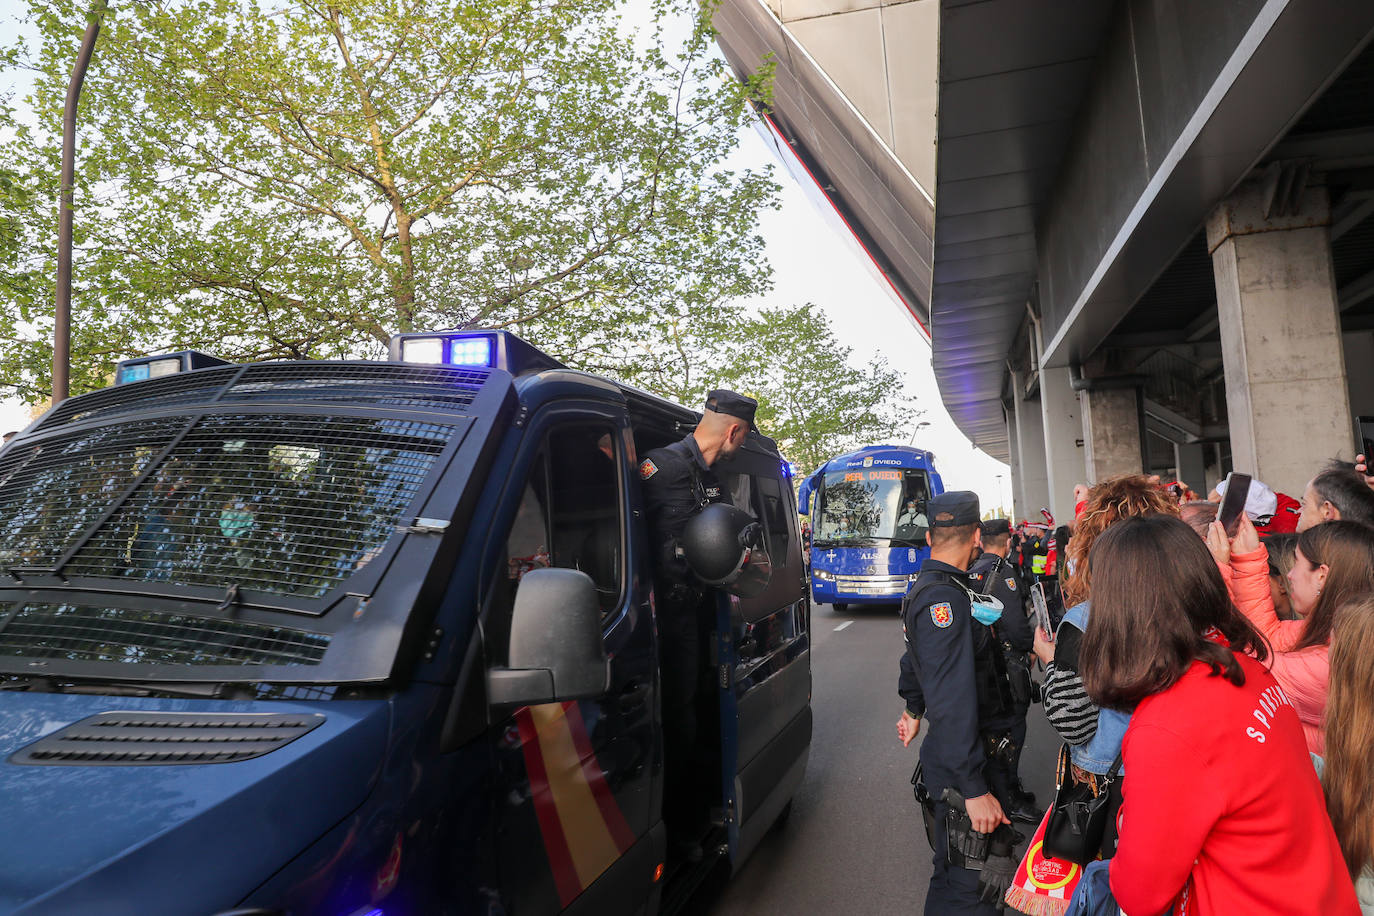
[482,414,659,914]
[716,455,812,865]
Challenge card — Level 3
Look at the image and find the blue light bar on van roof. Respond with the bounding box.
[388,330,565,377]
[114,350,233,385]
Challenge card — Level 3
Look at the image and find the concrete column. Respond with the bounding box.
[1207,180,1352,497]
[1079,386,1144,483]
[1040,365,1082,525]
[1343,331,1374,424]
[1005,406,1025,520]
[1175,442,1209,494]
[1011,372,1049,520]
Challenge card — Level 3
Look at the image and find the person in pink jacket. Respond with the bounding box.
[1209,515,1374,754]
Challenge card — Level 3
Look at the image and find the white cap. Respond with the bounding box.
[1215,474,1278,521]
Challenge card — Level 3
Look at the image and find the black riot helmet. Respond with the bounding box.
[682,503,773,597]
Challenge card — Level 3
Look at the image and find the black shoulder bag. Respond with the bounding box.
[1042,745,1123,865]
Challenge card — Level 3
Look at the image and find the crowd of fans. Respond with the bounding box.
[1006,459,1374,915]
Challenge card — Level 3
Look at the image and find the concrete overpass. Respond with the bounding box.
[714,0,1374,520]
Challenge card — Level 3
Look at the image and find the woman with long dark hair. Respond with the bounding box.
[1209,517,1374,753]
[1322,594,1374,914]
[1007,477,1176,915]
[1081,516,1357,915]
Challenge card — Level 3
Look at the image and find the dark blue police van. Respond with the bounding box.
[0,331,811,915]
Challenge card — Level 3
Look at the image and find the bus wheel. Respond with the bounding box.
[832,603,848,612]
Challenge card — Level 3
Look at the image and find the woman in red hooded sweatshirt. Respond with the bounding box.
[1079,516,1357,916]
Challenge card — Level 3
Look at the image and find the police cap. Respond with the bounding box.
[928,491,980,527]
[980,518,1011,539]
[705,389,757,430]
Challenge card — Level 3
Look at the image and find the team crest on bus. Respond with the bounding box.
[639,459,658,480]
[930,602,953,628]
[863,457,874,467]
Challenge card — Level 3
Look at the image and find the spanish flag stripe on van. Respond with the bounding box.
[515,707,583,906]
[563,700,637,851]
[516,702,635,906]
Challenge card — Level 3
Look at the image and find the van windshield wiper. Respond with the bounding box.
[0,675,256,700]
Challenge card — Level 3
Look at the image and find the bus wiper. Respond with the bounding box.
[883,537,925,548]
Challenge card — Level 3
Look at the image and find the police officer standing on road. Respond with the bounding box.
[639,388,756,861]
[896,492,1019,915]
[967,518,1040,823]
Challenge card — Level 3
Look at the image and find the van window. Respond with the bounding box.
[489,423,626,659]
[754,475,792,559]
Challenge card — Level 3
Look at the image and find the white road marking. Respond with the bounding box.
[833,620,854,632]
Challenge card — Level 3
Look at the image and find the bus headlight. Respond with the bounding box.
[814,570,834,581]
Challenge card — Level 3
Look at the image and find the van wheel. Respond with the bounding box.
[771,800,794,833]
[832,603,848,612]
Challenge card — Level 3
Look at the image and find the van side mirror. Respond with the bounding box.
[487,568,611,707]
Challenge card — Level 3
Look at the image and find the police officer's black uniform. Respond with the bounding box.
[639,390,754,848]
[967,523,1038,818]
[898,493,1017,915]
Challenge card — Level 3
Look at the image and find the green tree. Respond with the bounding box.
[0,0,776,399]
[608,301,914,473]
[727,304,914,473]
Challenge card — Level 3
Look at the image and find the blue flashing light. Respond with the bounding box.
[781,460,796,479]
[447,335,494,367]
[388,329,565,376]
[116,364,151,384]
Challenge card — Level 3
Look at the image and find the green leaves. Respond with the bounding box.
[0,0,777,399]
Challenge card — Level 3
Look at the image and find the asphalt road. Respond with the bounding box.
[686,601,1060,915]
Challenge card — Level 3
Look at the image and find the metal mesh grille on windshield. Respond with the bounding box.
[31,362,490,432]
[0,603,329,666]
[61,414,454,598]
[35,367,242,431]
[222,363,489,413]
[0,418,187,570]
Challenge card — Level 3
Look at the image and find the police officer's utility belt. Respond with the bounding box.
[911,764,1020,869]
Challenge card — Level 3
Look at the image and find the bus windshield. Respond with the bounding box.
[814,468,931,546]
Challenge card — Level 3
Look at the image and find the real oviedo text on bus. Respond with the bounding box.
[798,446,945,609]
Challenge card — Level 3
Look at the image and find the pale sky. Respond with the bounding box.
[0,0,1012,513]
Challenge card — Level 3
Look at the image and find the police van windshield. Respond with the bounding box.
[814,468,931,546]
[0,413,453,670]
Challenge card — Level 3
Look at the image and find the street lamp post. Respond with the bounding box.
[995,473,1006,515]
[54,0,108,404]
[909,421,931,446]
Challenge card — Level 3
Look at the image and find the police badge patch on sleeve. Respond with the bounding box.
[639,459,658,480]
[1005,577,1017,591]
[929,602,953,628]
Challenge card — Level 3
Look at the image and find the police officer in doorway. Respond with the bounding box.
[968,518,1041,823]
[639,388,756,859]
[896,492,1020,914]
